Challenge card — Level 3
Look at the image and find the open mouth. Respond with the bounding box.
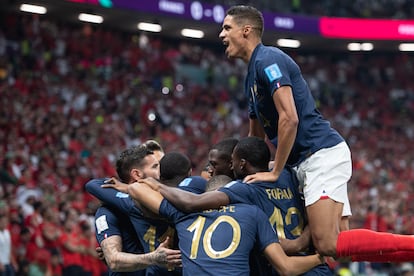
[223,41,229,52]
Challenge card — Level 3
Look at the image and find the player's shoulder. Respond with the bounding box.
[257,44,287,59]
[96,205,128,222]
[178,176,207,194]
[95,204,115,216]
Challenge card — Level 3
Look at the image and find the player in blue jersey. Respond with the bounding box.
[218,5,414,262]
[122,175,326,276]
[87,145,182,276]
[159,151,206,194]
[207,137,239,179]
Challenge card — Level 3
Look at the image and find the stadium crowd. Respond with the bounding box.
[1,8,414,276]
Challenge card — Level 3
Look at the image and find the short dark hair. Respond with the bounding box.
[205,175,233,192]
[116,145,154,182]
[226,5,264,37]
[160,152,191,185]
[234,136,270,169]
[211,137,239,161]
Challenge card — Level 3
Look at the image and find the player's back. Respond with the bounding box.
[218,171,333,275]
[219,168,306,240]
[160,200,277,276]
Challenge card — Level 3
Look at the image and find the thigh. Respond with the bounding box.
[295,142,352,216]
[306,198,343,255]
[307,198,343,233]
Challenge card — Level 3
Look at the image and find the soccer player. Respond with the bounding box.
[207,137,239,178]
[86,145,181,275]
[159,151,207,194]
[217,5,414,262]
[122,175,326,276]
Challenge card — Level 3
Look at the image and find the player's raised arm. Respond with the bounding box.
[127,181,164,215]
[139,177,230,213]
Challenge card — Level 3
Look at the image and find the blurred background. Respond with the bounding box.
[1,0,414,275]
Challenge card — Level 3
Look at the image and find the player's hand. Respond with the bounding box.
[96,246,105,261]
[137,177,162,191]
[243,171,279,183]
[152,236,182,268]
[317,253,326,264]
[102,177,129,193]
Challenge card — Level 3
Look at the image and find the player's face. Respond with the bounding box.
[208,149,233,178]
[140,154,160,180]
[219,15,246,59]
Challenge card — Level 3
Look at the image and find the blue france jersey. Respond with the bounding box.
[95,206,146,276]
[86,179,178,276]
[245,43,343,166]
[219,169,305,241]
[159,200,278,276]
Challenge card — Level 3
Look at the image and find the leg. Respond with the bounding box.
[295,142,352,257]
[300,143,414,262]
[306,198,343,257]
[336,229,414,261]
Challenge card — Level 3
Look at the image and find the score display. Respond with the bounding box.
[65,0,113,8]
[64,0,414,40]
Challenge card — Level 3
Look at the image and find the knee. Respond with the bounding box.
[312,234,338,257]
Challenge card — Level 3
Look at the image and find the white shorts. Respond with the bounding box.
[293,142,352,217]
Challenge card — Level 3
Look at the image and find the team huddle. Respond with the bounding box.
[85,5,414,276]
[86,137,326,276]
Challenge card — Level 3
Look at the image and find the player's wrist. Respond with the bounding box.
[317,253,325,264]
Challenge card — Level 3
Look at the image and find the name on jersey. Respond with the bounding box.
[265,187,293,200]
[204,205,235,213]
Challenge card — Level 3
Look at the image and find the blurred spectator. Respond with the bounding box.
[0,211,16,276]
[58,208,87,276]
[27,249,52,276]
[400,262,414,276]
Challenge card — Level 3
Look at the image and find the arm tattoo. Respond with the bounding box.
[101,235,153,272]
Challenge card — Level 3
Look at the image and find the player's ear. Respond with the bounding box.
[239,158,246,171]
[131,168,143,181]
[243,25,252,37]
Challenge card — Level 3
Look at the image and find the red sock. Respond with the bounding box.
[336,229,414,262]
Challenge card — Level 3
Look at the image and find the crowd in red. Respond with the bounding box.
[1,10,414,276]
